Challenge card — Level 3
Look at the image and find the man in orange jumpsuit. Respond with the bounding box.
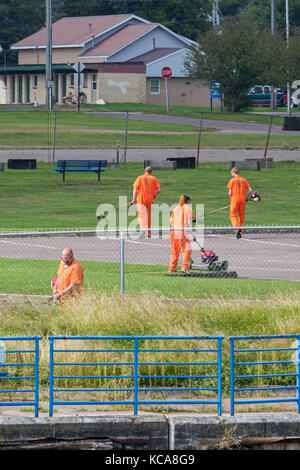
[52,248,84,304]
[132,166,161,238]
[227,167,252,239]
[169,194,194,273]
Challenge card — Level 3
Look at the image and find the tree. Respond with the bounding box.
[185,13,268,111]
[0,0,45,65]
[258,26,300,92]
[60,0,212,40]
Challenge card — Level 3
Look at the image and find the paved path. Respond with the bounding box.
[0,231,299,281]
[0,147,299,163]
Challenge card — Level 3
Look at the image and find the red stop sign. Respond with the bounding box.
[161,67,172,79]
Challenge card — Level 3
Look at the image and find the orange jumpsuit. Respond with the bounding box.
[56,258,84,304]
[133,173,161,236]
[169,204,194,272]
[227,175,250,230]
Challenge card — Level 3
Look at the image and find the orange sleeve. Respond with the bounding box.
[57,260,63,276]
[227,179,233,189]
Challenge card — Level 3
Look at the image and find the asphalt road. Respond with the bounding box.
[0,231,299,281]
[0,147,299,163]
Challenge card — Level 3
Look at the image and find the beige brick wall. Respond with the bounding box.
[146,77,210,107]
[98,73,146,103]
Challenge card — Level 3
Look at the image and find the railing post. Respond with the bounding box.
[297,335,300,413]
[217,337,222,415]
[34,338,40,417]
[49,337,54,417]
[120,230,125,296]
[230,338,235,416]
[133,337,139,415]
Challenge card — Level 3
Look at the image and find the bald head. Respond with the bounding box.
[144,166,152,174]
[62,248,74,265]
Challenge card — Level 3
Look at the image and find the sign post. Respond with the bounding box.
[161,67,172,112]
[73,62,85,111]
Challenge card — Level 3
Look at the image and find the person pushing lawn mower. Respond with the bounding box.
[169,194,194,273]
[227,166,253,239]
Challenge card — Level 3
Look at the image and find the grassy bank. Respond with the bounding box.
[1,291,299,401]
[0,161,299,229]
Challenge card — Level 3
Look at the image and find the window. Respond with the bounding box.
[3,76,7,88]
[83,72,88,88]
[33,75,38,88]
[185,81,191,86]
[252,86,263,94]
[92,74,97,91]
[150,79,160,94]
[70,73,75,87]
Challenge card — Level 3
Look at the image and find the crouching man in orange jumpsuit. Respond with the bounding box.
[132,166,161,238]
[52,248,84,305]
[227,167,252,239]
[169,194,194,273]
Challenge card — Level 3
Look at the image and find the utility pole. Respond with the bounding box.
[270,0,277,109]
[46,0,53,111]
[212,0,220,27]
[271,0,275,31]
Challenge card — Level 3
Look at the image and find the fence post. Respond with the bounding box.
[49,337,54,417]
[217,337,222,415]
[120,230,125,295]
[230,337,235,416]
[297,335,300,413]
[34,338,40,417]
[133,337,139,415]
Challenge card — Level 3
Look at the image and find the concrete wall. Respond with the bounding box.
[2,414,300,450]
[98,72,146,103]
[146,77,210,107]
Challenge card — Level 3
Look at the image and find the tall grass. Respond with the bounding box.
[1,290,300,407]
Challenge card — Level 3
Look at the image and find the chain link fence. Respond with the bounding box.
[0,226,299,300]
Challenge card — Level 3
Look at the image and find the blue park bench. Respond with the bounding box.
[53,159,107,183]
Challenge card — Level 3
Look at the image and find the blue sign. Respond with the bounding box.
[210,80,223,111]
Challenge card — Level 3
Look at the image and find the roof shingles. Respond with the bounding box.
[80,24,158,58]
[12,15,134,47]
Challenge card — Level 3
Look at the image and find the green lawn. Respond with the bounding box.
[0,109,300,149]
[82,102,299,125]
[1,257,299,300]
[0,110,199,132]
[1,131,300,149]
[0,161,299,230]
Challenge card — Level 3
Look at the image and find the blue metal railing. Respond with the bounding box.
[48,335,224,416]
[229,334,300,415]
[0,336,41,417]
